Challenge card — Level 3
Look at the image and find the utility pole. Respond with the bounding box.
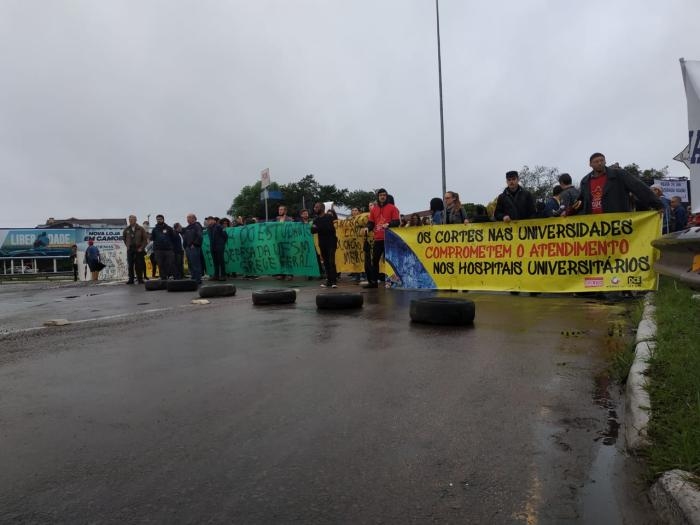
[435,0,447,196]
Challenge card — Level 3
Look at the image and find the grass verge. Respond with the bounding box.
[646,276,700,478]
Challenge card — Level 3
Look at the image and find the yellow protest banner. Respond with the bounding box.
[332,214,385,274]
[384,212,661,292]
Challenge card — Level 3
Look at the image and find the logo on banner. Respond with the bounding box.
[584,277,604,288]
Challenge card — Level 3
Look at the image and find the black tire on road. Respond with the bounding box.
[316,293,363,310]
[199,284,237,298]
[252,288,296,305]
[166,279,200,292]
[145,280,168,291]
[409,297,475,325]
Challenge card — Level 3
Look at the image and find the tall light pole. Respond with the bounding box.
[435,0,447,197]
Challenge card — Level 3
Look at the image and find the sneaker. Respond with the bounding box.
[320,282,328,288]
[331,284,337,288]
[126,280,134,285]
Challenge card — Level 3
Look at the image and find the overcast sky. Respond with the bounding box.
[1,0,698,227]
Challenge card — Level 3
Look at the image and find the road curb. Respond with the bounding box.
[651,470,700,525]
[625,294,654,451]
[625,293,700,524]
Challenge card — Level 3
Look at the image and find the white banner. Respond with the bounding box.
[76,228,128,281]
[653,178,690,202]
[681,58,700,212]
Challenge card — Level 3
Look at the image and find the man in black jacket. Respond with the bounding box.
[151,214,177,280]
[578,153,662,214]
[206,216,228,281]
[312,203,338,288]
[183,213,204,284]
[494,171,536,222]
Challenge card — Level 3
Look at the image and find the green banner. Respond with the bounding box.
[202,222,320,277]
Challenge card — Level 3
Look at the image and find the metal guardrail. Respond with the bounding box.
[651,227,700,289]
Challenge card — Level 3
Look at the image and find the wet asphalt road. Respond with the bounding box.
[0,279,659,524]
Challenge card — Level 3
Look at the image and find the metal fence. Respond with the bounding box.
[1,256,73,278]
[651,227,700,290]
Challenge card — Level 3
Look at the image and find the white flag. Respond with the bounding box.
[680,58,700,212]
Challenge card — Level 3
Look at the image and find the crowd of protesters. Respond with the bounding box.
[117,152,691,287]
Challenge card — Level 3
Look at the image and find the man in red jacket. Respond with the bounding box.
[364,188,400,288]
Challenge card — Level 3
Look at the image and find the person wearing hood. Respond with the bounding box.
[363,188,400,288]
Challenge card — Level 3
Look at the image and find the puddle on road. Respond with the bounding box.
[593,373,620,446]
[580,371,624,523]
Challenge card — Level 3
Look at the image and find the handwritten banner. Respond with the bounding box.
[384,212,661,292]
[203,222,320,277]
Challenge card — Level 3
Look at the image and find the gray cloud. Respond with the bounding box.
[1,0,698,227]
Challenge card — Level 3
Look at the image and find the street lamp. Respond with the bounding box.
[435,0,447,196]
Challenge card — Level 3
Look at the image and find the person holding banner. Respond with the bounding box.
[276,206,294,280]
[578,153,662,215]
[206,216,228,281]
[364,189,400,288]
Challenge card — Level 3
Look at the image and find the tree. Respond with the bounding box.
[279,174,320,214]
[622,163,669,185]
[227,181,282,219]
[343,190,377,212]
[318,184,348,206]
[228,174,356,219]
[517,165,560,201]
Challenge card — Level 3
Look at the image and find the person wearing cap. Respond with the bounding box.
[494,171,536,222]
[650,184,671,234]
[364,188,400,288]
[577,153,662,215]
[206,215,228,281]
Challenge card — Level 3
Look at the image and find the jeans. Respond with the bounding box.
[185,246,203,283]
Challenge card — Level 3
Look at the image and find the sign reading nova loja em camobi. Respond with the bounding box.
[384,211,661,293]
